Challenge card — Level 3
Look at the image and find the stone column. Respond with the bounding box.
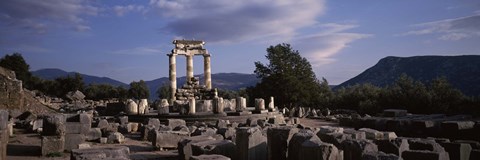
[188,98,196,115]
[169,54,177,102]
[236,97,246,112]
[255,98,265,111]
[213,97,224,114]
[269,97,275,109]
[186,54,194,82]
[204,54,212,89]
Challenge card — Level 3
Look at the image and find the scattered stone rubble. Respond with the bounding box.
[3,105,480,160]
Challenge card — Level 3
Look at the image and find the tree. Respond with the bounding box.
[428,77,465,113]
[128,80,150,99]
[333,83,382,115]
[380,74,431,113]
[116,86,128,101]
[249,43,328,108]
[156,83,171,99]
[84,84,120,100]
[54,73,85,97]
[0,53,35,88]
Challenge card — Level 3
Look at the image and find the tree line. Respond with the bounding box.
[0,53,149,101]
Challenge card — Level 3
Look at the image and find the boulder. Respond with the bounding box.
[216,119,230,128]
[362,151,401,160]
[191,139,236,158]
[288,129,320,160]
[147,118,161,130]
[190,154,231,160]
[65,134,86,151]
[178,135,219,160]
[107,132,125,144]
[267,126,299,160]
[173,125,190,133]
[268,115,286,125]
[374,138,409,156]
[168,119,186,129]
[342,139,379,160]
[470,149,480,160]
[401,150,449,160]
[407,138,446,152]
[66,90,85,101]
[70,146,130,160]
[217,127,236,141]
[344,129,366,140]
[41,136,65,156]
[236,127,267,160]
[299,138,341,160]
[318,132,351,149]
[42,114,66,136]
[192,127,217,137]
[439,142,472,160]
[86,128,102,141]
[152,131,190,149]
[359,128,383,140]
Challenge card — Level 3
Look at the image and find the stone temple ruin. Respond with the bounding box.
[2,40,480,160]
[168,40,216,114]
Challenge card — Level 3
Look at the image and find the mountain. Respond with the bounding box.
[145,73,259,100]
[337,55,480,96]
[32,68,128,87]
[32,68,259,100]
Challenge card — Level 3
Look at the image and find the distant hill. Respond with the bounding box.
[337,55,480,96]
[32,68,128,87]
[32,68,259,100]
[145,73,259,100]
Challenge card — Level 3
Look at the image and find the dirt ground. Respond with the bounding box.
[6,118,337,160]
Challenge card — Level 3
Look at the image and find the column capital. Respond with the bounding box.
[167,53,177,57]
[203,54,211,57]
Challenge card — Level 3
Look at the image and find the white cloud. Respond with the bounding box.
[293,23,371,66]
[149,0,325,43]
[113,5,145,16]
[111,45,166,55]
[402,14,480,41]
[0,0,99,34]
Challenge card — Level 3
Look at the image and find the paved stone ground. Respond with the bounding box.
[6,118,337,160]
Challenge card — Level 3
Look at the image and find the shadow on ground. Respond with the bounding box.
[7,144,41,156]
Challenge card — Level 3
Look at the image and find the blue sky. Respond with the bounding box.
[1,0,479,85]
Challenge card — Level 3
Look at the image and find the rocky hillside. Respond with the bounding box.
[0,67,54,115]
[337,55,480,96]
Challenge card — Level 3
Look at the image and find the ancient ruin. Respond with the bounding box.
[1,41,480,160]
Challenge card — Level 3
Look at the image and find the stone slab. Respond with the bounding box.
[41,136,65,156]
[153,131,190,149]
[70,146,130,160]
[227,111,252,116]
[267,126,299,160]
[65,134,86,151]
[191,139,236,158]
[236,127,267,160]
[190,154,231,160]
